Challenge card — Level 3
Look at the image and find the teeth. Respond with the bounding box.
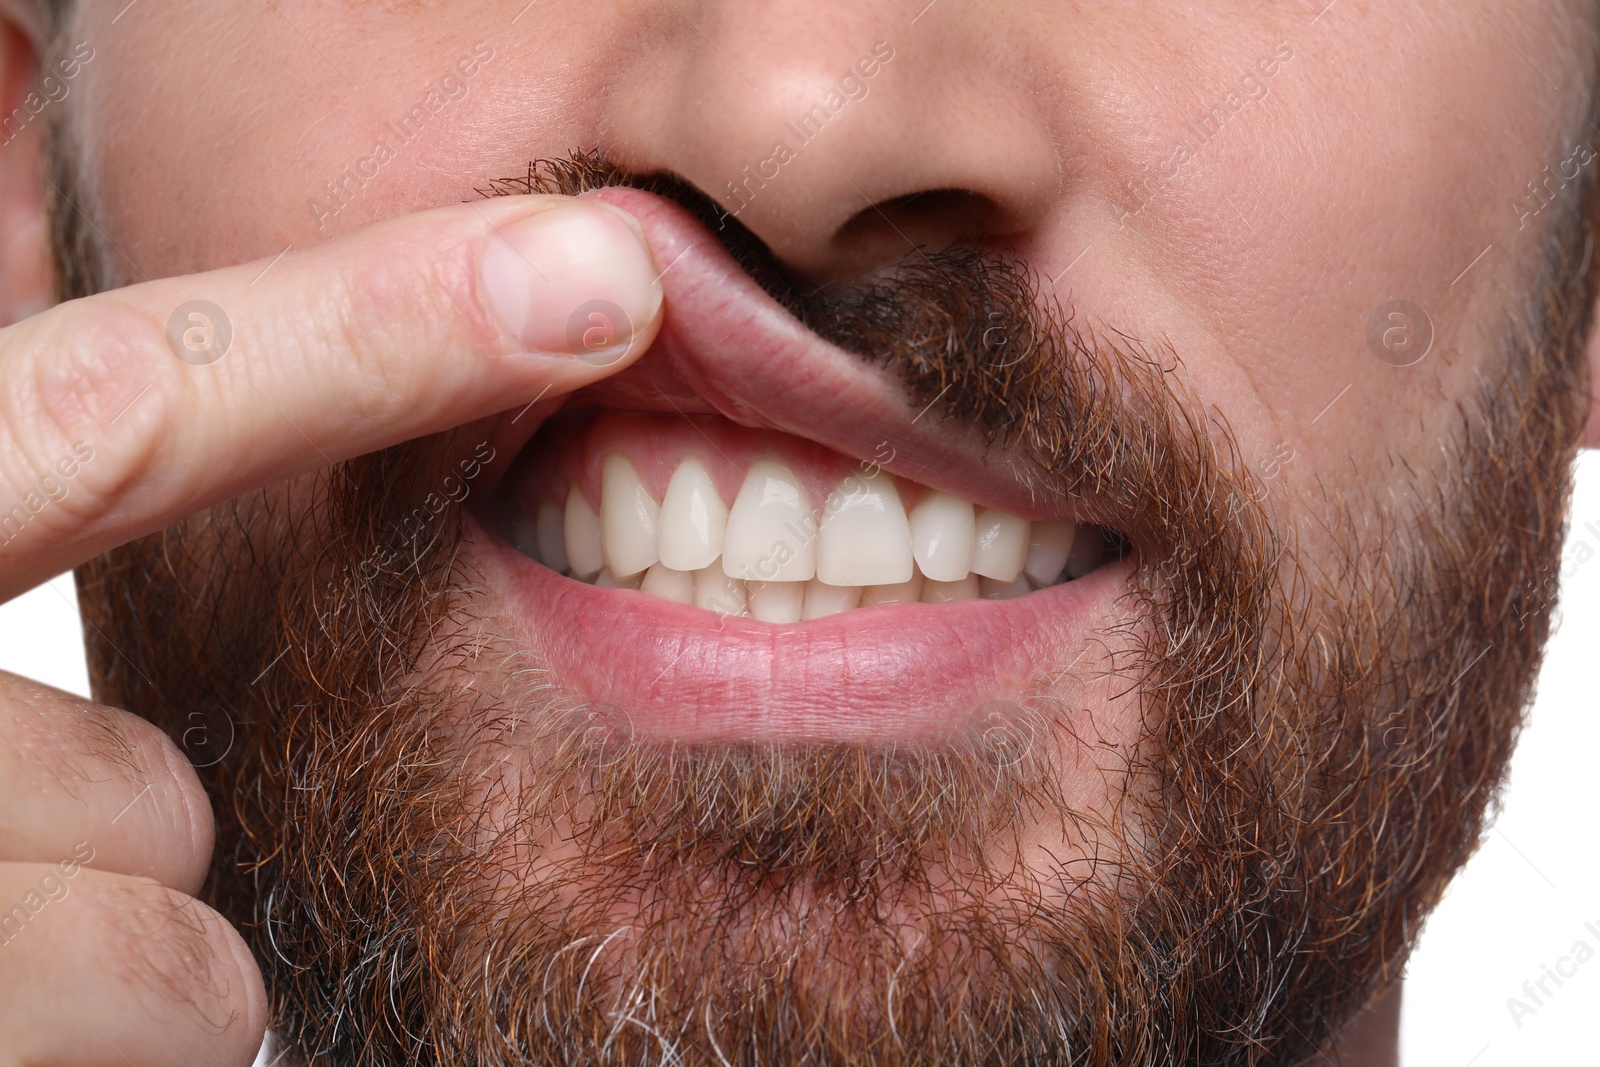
[803,580,860,620]
[658,457,727,572]
[594,567,642,590]
[909,491,975,582]
[971,509,1030,582]
[979,575,1032,600]
[534,503,569,574]
[817,470,914,587]
[1024,520,1076,585]
[694,564,749,616]
[922,575,981,603]
[723,459,817,582]
[639,562,695,604]
[748,580,805,623]
[564,484,605,580]
[520,451,1113,616]
[601,454,661,578]
[863,574,924,606]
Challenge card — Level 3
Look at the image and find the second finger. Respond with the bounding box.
[0,674,212,895]
[0,864,266,1067]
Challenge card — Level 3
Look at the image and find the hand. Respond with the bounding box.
[0,194,663,1066]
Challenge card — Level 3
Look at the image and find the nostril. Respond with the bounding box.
[830,187,1000,266]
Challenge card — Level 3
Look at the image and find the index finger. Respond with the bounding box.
[0,194,662,599]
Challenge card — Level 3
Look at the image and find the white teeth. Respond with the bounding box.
[564,484,605,580]
[520,451,1110,615]
[980,575,1032,600]
[594,567,642,590]
[748,580,805,623]
[909,491,975,582]
[922,575,981,603]
[601,454,661,578]
[971,509,1030,582]
[803,580,860,620]
[694,564,749,615]
[639,562,695,604]
[817,470,914,587]
[723,459,817,582]
[1024,520,1076,585]
[535,503,569,574]
[658,457,727,572]
[863,574,924,606]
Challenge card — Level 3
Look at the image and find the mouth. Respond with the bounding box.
[466,186,1135,743]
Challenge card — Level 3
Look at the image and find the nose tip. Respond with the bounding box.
[600,7,1059,282]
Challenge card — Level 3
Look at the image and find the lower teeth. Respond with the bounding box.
[518,519,1110,619]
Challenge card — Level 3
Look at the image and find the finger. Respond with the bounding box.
[0,673,212,895]
[0,193,663,597]
[0,865,266,1067]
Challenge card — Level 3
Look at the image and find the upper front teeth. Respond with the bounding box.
[600,454,661,578]
[516,453,1106,616]
[658,457,727,572]
[909,491,976,582]
[723,459,817,582]
[816,470,914,587]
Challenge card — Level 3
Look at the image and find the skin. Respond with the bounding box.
[0,1,1590,1063]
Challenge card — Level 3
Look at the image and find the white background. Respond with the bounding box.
[3,459,1597,1065]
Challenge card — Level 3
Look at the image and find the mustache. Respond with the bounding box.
[477,152,1056,443]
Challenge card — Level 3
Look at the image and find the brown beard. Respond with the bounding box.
[55,120,1598,1062]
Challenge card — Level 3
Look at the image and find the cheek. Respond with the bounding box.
[1098,7,1572,507]
[74,2,615,277]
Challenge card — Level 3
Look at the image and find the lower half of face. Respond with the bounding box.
[53,2,1597,1064]
[76,233,1585,1066]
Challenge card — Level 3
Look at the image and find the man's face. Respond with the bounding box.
[45,1,1599,1063]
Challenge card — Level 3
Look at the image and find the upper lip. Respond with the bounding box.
[457,187,1134,741]
[478,186,1082,522]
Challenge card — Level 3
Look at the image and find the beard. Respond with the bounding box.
[53,137,1598,1064]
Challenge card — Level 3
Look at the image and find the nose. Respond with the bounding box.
[600,2,1061,282]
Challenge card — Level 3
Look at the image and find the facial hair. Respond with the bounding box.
[57,134,1597,1064]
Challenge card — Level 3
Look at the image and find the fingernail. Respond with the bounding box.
[481,201,662,363]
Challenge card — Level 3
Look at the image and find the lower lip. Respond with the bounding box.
[470,515,1131,744]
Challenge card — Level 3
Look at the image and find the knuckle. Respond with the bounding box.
[2,687,155,791]
[34,700,151,793]
[98,878,257,1035]
[8,695,215,882]
[0,870,262,1064]
[9,300,161,448]
[59,700,178,785]
[102,706,216,881]
[0,302,168,529]
[149,721,218,888]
